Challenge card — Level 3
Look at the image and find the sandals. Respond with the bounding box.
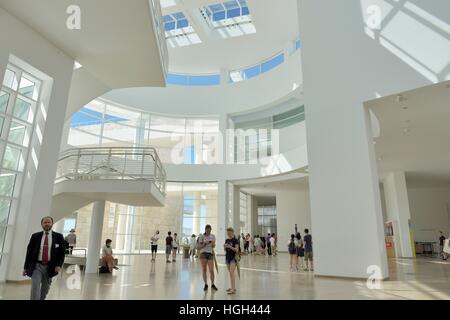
[227,289,237,295]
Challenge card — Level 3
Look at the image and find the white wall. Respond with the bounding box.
[298,0,450,278]
[0,7,74,281]
[276,188,311,252]
[102,51,303,117]
[407,185,450,242]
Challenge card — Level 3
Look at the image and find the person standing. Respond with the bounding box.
[288,234,299,272]
[189,234,197,258]
[303,229,314,271]
[172,233,179,262]
[150,230,160,262]
[165,231,173,263]
[296,232,304,270]
[239,233,245,255]
[266,233,272,256]
[23,216,66,300]
[224,228,240,295]
[271,233,277,256]
[65,229,76,255]
[439,231,447,260]
[198,225,218,291]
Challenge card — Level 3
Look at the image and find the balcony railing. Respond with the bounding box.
[56,147,166,195]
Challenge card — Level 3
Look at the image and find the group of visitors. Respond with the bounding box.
[288,229,313,272]
[22,214,312,300]
[236,233,276,256]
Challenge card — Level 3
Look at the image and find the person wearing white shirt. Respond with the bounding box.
[150,230,160,262]
[101,239,118,273]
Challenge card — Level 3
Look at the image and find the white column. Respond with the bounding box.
[276,189,311,252]
[232,185,241,234]
[383,172,414,258]
[216,179,229,255]
[86,201,106,273]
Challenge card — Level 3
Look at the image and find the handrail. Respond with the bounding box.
[56,147,167,195]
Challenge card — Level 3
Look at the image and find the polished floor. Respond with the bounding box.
[1,253,450,300]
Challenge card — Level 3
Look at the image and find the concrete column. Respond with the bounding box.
[218,113,229,164]
[231,185,241,234]
[216,180,229,255]
[383,172,414,258]
[86,201,106,273]
[193,192,202,235]
[247,195,253,235]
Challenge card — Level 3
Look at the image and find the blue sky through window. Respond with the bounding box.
[70,107,128,128]
[166,73,221,86]
[164,12,190,31]
[205,0,250,22]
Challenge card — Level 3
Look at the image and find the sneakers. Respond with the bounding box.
[166,260,171,263]
[203,284,208,291]
[211,284,218,291]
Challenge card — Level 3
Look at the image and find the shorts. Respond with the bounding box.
[165,245,172,255]
[304,251,313,261]
[151,245,158,253]
[200,252,214,261]
[226,257,237,265]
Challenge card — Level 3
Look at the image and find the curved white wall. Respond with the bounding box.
[101,51,303,117]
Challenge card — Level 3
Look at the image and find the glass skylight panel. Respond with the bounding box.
[201,0,256,37]
[163,12,202,47]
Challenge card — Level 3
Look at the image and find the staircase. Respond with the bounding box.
[50,147,166,222]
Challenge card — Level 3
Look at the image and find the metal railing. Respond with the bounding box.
[56,147,167,195]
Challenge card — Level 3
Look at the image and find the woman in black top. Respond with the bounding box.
[224,227,240,295]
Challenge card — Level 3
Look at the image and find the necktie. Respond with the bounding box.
[42,232,49,265]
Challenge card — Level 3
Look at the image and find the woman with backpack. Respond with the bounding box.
[288,234,299,272]
[296,233,305,271]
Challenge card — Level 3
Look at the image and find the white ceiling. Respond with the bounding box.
[0,0,165,88]
[161,0,300,74]
[368,80,450,184]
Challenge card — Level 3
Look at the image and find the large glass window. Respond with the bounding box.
[240,192,249,234]
[70,182,218,254]
[257,206,277,236]
[68,99,220,165]
[0,64,42,261]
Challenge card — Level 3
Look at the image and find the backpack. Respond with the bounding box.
[288,240,297,254]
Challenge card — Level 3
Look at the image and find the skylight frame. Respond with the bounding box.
[201,0,254,30]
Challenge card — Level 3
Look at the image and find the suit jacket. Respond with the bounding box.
[24,231,66,278]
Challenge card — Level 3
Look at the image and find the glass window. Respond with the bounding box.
[0,200,11,225]
[261,53,285,73]
[18,75,38,100]
[0,91,10,113]
[0,226,6,254]
[2,145,24,172]
[2,69,18,90]
[188,75,221,86]
[8,121,28,146]
[0,173,16,197]
[13,97,32,122]
[0,116,4,136]
[166,73,189,86]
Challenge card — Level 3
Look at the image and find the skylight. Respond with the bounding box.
[163,12,201,48]
[200,0,256,38]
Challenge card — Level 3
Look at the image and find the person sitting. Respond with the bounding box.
[101,239,118,273]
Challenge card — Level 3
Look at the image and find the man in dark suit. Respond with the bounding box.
[22,216,66,300]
